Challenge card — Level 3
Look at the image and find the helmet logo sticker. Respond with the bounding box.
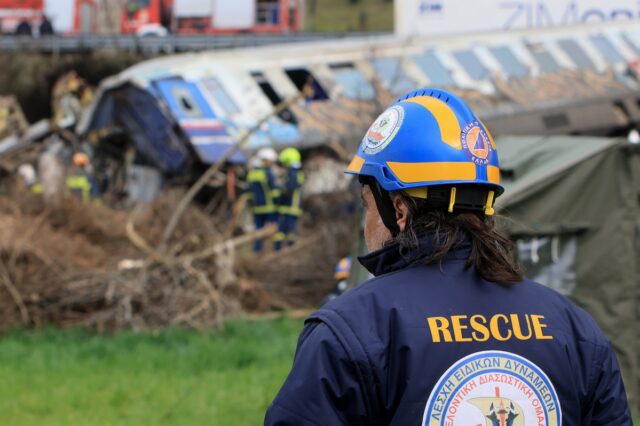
[461,122,491,165]
[362,105,404,154]
[422,350,561,426]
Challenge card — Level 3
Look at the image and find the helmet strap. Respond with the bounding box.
[359,176,401,238]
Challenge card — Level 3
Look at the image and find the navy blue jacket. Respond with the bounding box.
[278,166,304,216]
[247,166,278,214]
[265,234,631,425]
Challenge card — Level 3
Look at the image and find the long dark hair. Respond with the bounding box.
[392,192,523,285]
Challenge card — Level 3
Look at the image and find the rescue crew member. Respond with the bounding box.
[265,88,631,425]
[274,147,304,251]
[39,15,54,36]
[67,152,100,203]
[247,148,279,252]
[322,257,352,306]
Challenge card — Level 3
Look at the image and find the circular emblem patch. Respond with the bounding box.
[362,105,404,154]
[461,122,491,166]
[422,351,561,426]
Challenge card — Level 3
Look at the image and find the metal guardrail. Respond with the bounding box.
[0,32,389,54]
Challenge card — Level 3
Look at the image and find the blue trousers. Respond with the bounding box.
[253,213,277,252]
[274,214,299,251]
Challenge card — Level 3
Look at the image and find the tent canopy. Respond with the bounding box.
[496,135,640,410]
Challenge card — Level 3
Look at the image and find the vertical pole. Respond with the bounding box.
[293,0,301,32]
[280,0,289,32]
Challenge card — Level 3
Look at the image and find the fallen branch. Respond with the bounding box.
[183,224,277,264]
[0,258,30,324]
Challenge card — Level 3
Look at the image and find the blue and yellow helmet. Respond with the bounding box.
[334,257,352,280]
[345,88,501,217]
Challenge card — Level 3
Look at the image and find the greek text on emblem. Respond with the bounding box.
[422,351,561,426]
[461,122,491,166]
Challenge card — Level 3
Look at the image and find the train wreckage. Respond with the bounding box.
[2,20,640,201]
[72,20,640,196]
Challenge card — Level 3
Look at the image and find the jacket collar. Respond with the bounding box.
[357,232,471,277]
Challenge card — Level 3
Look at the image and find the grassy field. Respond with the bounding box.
[306,0,394,33]
[0,317,304,426]
[3,318,636,424]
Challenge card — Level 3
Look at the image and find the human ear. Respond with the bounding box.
[393,196,410,232]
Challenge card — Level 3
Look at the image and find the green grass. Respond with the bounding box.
[3,319,636,424]
[306,0,394,33]
[0,317,304,426]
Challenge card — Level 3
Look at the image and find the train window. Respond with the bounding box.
[412,52,455,87]
[329,63,376,100]
[200,77,240,115]
[370,57,416,94]
[251,72,297,124]
[171,87,204,118]
[558,39,596,70]
[489,46,529,78]
[543,113,570,129]
[256,0,280,25]
[527,44,562,73]
[129,0,151,8]
[284,68,329,101]
[590,35,625,64]
[453,50,491,81]
[621,33,640,57]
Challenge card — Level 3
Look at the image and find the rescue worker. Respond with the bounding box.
[67,152,100,203]
[321,257,352,306]
[247,148,279,252]
[265,88,631,425]
[15,20,32,36]
[274,147,304,251]
[52,71,93,131]
[39,15,54,36]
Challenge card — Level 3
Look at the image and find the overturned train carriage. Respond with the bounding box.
[78,20,640,183]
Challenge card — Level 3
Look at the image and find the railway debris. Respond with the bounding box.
[0,182,355,331]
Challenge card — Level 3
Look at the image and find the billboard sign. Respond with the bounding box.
[395,0,640,37]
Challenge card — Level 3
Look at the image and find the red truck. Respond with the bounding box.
[0,0,96,35]
[121,0,301,36]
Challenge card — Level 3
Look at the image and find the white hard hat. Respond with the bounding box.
[256,147,278,163]
[248,157,262,168]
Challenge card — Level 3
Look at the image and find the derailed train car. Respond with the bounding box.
[78,20,640,193]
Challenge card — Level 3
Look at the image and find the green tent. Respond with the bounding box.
[496,135,640,413]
